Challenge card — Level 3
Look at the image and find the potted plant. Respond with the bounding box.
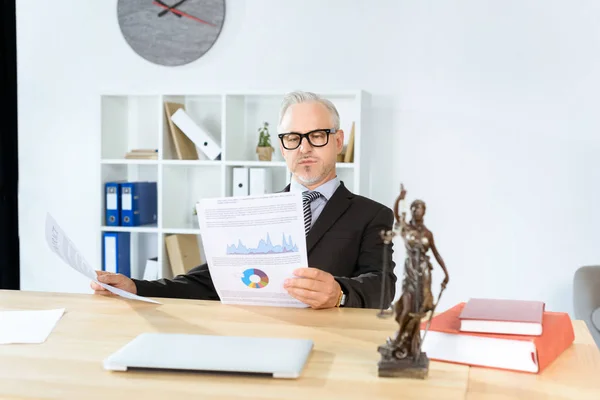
[256,121,274,161]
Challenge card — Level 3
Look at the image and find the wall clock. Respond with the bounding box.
[117,0,226,66]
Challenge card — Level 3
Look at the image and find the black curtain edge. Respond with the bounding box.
[0,0,20,290]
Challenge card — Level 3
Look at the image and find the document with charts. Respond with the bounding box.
[45,213,160,304]
[196,192,309,308]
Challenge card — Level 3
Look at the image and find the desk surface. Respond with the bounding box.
[1,290,599,400]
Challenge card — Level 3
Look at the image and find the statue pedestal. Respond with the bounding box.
[377,343,429,379]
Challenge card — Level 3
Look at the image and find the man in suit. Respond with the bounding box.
[92,91,397,309]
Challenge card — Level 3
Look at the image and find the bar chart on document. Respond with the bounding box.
[196,192,309,308]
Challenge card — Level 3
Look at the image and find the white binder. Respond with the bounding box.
[249,168,272,195]
[103,235,117,273]
[170,108,221,160]
[142,257,159,280]
[233,167,249,196]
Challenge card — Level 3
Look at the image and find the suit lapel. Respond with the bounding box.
[306,182,353,253]
[279,181,353,253]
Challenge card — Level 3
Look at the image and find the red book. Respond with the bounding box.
[459,298,545,335]
[420,303,574,373]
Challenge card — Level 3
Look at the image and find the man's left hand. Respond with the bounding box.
[284,267,342,309]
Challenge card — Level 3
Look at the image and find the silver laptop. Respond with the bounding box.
[103,333,313,379]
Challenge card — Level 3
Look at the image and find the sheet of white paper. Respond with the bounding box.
[45,213,161,304]
[0,308,65,344]
[197,192,309,308]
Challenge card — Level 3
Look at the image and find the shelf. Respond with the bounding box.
[223,161,353,168]
[101,225,158,233]
[100,225,203,235]
[336,163,355,169]
[162,228,202,235]
[162,160,222,166]
[221,90,363,97]
[101,95,160,160]
[224,160,287,167]
[99,159,352,168]
[101,159,159,165]
[99,91,369,280]
[162,165,220,230]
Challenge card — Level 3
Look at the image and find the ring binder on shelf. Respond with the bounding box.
[249,168,272,195]
[170,108,221,160]
[105,181,125,226]
[102,232,131,277]
[121,182,158,227]
[232,168,249,196]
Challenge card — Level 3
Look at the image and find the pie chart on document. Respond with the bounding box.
[241,268,269,289]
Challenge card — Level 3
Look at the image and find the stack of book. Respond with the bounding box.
[124,149,158,159]
[421,298,575,373]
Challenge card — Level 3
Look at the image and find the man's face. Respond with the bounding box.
[279,102,344,187]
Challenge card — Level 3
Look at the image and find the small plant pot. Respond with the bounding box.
[256,146,274,161]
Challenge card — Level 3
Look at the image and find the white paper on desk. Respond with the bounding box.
[0,308,65,344]
[196,192,309,308]
[44,213,161,304]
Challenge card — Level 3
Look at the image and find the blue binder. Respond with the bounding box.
[105,181,124,226]
[121,181,158,227]
[102,232,131,277]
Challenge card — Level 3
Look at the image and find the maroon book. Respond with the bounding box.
[458,298,545,335]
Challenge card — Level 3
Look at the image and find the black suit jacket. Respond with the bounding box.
[133,182,397,308]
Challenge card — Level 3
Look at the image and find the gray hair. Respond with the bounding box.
[278,91,340,132]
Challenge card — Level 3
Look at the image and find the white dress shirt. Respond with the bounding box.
[290,176,341,230]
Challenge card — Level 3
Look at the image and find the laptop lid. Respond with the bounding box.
[103,333,314,379]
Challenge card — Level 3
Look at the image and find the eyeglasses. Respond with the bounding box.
[278,129,336,150]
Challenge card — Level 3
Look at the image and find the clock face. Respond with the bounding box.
[117,0,226,66]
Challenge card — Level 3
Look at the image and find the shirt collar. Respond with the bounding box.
[290,176,340,201]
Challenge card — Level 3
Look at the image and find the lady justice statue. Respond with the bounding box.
[377,184,449,379]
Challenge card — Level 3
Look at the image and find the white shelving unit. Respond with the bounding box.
[100,91,370,280]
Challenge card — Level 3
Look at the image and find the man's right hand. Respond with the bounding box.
[91,270,137,295]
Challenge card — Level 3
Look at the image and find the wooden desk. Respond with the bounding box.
[0,290,599,399]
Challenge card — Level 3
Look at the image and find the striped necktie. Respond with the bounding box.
[302,191,321,235]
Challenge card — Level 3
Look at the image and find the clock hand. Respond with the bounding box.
[155,0,181,17]
[157,0,188,17]
[153,1,217,27]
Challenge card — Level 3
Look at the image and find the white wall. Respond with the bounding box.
[17,0,600,315]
